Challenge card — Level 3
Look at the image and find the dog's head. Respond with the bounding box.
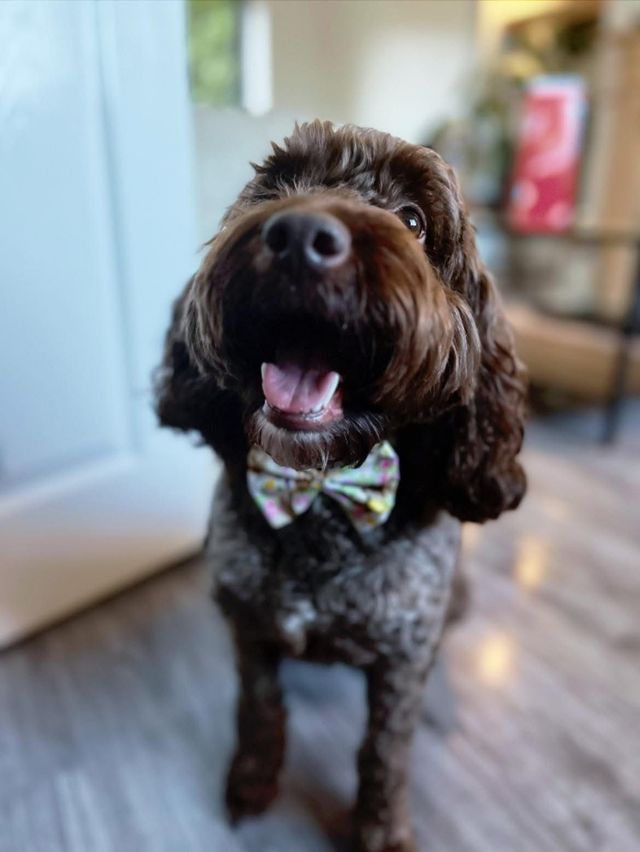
[163,121,526,520]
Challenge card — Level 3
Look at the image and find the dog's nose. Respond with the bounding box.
[262,211,351,270]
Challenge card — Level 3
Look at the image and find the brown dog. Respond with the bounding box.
[156,121,526,851]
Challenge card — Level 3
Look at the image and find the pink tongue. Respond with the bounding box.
[262,363,340,414]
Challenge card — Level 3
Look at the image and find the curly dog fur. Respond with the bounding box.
[155,121,527,852]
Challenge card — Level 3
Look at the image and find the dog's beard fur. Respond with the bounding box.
[246,408,388,471]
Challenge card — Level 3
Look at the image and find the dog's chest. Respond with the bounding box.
[210,485,460,663]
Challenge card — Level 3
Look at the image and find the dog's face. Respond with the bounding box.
[186,122,483,470]
[181,122,525,512]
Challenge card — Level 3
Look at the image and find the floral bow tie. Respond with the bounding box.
[247,441,400,533]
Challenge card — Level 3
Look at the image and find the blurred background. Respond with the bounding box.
[1,2,639,851]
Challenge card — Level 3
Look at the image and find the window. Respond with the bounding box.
[187,0,241,107]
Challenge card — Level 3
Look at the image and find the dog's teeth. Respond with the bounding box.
[261,363,267,380]
[317,373,340,409]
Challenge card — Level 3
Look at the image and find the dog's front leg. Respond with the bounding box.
[354,659,428,852]
[225,629,286,822]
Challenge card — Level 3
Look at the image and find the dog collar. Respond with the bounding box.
[247,441,400,533]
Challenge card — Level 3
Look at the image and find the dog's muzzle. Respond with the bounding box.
[254,209,354,431]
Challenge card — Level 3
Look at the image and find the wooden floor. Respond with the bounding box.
[1,408,640,852]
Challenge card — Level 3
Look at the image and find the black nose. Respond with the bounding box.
[262,211,351,269]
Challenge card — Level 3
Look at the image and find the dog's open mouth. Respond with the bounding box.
[261,361,344,430]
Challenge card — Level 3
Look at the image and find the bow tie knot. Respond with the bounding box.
[247,441,400,533]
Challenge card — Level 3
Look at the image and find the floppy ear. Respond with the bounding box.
[399,152,526,522]
[440,260,527,522]
[153,279,246,462]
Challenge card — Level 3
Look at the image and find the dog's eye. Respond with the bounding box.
[396,206,426,239]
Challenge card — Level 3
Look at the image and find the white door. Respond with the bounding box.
[0,0,215,647]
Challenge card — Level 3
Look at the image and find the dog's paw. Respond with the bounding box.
[224,751,279,824]
[353,821,417,852]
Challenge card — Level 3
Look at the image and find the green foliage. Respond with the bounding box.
[187,0,240,106]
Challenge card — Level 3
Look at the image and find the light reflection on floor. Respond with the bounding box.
[474,630,516,687]
[514,534,549,591]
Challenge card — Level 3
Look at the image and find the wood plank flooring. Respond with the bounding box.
[1,408,639,851]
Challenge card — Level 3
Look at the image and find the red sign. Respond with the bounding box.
[508,76,586,233]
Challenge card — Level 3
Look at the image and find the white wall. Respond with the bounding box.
[193,0,478,238]
[193,105,299,242]
[268,0,477,143]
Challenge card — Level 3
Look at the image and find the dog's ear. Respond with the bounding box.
[406,153,526,521]
[154,279,246,461]
[440,259,527,522]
